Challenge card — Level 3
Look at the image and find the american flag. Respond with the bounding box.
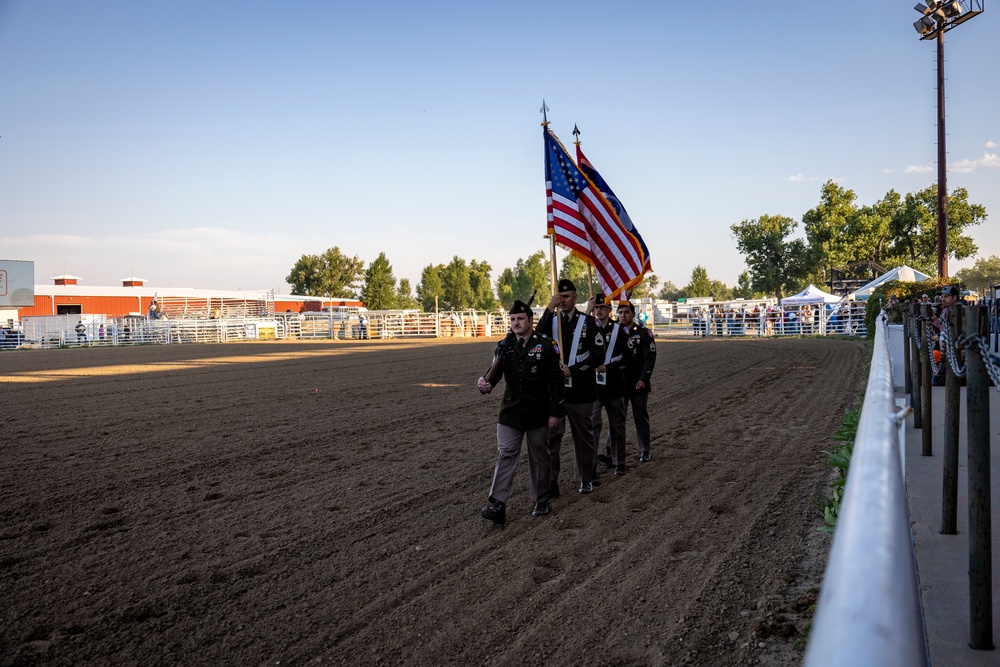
[576,146,652,276]
[544,126,646,299]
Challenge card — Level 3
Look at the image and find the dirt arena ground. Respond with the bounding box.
[0,336,867,666]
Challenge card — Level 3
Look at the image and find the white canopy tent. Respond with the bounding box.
[780,284,842,306]
[847,265,932,300]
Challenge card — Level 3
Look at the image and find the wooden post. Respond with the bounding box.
[920,304,932,456]
[965,305,995,650]
[941,305,962,535]
[911,303,922,428]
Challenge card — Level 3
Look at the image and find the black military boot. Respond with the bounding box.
[531,501,550,517]
[480,500,506,525]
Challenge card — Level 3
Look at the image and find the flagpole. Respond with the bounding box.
[572,123,597,302]
[541,100,563,353]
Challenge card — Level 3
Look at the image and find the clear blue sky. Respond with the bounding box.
[1,0,997,294]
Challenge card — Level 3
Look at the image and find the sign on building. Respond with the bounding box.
[0,260,35,307]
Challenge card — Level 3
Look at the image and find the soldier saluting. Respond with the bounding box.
[535,279,606,495]
[478,300,565,525]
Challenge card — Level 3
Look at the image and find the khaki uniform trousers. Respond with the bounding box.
[489,424,551,504]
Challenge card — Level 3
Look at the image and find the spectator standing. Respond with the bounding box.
[478,300,564,524]
[882,295,904,325]
[929,286,961,385]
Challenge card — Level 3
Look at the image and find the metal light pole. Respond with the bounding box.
[913,1,984,279]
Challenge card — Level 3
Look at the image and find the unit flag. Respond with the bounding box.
[543,126,646,299]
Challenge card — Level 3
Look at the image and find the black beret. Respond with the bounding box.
[557,279,576,293]
[594,293,609,306]
[509,300,532,316]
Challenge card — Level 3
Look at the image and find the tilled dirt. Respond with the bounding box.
[0,336,867,666]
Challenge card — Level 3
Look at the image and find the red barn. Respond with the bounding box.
[16,275,363,320]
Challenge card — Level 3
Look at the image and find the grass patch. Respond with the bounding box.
[817,407,860,533]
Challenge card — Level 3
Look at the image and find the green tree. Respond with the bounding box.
[657,280,680,301]
[841,190,901,276]
[361,252,397,310]
[496,251,551,310]
[888,185,985,275]
[496,268,516,311]
[285,246,365,298]
[439,256,472,310]
[416,263,445,312]
[802,180,858,279]
[469,260,498,311]
[955,255,1000,295]
[683,266,712,298]
[285,253,325,296]
[732,271,758,299]
[708,280,733,301]
[731,214,810,300]
[396,278,419,310]
[629,273,659,300]
[558,254,600,297]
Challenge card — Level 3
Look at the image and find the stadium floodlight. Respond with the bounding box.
[913,16,936,34]
[942,0,962,16]
[909,1,985,279]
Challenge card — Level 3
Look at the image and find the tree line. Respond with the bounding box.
[284,246,736,312]
[285,180,989,310]
[732,180,987,299]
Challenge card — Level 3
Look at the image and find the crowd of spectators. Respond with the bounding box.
[691,302,868,337]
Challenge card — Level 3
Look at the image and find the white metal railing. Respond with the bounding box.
[21,317,285,348]
[804,317,926,665]
[683,303,868,338]
[14,310,512,349]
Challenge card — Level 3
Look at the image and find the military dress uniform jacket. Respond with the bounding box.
[536,308,606,404]
[596,320,629,399]
[496,331,565,431]
[623,324,656,395]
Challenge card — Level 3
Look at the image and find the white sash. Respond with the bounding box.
[603,323,621,366]
[553,314,587,366]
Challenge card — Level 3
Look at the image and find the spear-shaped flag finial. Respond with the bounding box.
[540,99,550,126]
[572,123,581,146]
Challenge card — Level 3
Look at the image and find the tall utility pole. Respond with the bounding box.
[913,0,984,278]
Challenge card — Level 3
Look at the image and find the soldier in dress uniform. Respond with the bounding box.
[617,300,657,462]
[478,300,565,525]
[592,293,630,476]
[535,279,606,495]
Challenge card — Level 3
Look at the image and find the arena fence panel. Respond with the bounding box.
[13,303,876,350]
[681,302,868,338]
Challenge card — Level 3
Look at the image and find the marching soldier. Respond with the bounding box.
[478,300,565,525]
[535,279,605,495]
[617,300,657,462]
[592,293,630,476]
